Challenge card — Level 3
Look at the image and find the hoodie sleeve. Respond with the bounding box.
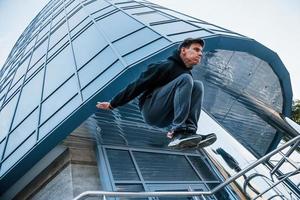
[110,63,165,108]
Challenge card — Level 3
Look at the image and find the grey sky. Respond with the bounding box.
[0,0,299,99]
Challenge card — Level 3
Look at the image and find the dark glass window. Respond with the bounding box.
[115,184,147,200]
[133,152,200,181]
[106,149,140,181]
[188,156,218,181]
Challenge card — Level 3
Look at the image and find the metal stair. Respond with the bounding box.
[73,135,300,200]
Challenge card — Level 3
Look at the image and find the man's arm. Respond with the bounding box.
[96,102,113,110]
[96,62,165,110]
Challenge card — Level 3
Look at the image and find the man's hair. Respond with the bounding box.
[178,37,205,51]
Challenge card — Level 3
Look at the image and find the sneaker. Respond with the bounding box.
[168,133,202,148]
[196,133,217,148]
[167,127,196,139]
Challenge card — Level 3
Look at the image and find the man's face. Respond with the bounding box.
[181,43,203,68]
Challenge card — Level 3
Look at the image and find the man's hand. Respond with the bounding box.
[96,102,112,110]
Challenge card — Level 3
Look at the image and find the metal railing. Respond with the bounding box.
[73,135,300,200]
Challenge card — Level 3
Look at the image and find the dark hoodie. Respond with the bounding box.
[110,50,193,109]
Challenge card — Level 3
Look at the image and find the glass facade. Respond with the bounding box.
[0,0,295,198]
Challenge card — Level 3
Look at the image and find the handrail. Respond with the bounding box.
[73,135,300,200]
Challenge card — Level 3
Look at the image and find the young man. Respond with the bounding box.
[96,37,216,148]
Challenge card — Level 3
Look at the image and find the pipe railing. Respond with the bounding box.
[73,135,300,200]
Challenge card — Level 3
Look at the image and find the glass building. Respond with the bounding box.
[0,0,299,199]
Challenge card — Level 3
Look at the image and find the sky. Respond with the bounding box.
[0,0,299,99]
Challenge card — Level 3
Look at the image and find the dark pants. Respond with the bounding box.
[141,74,204,132]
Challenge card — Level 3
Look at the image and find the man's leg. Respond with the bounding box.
[141,74,194,130]
[184,80,204,131]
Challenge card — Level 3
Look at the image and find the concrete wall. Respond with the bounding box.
[12,124,101,200]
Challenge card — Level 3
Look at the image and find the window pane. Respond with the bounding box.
[0,133,36,177]
[68,7,88,31]
[106,149,140,181]
[49,20,68,49]
[11,55,30,86]
[25,37,37,53]
[0,93,18,141]
[12,70,43,128]
[135,12,171,24]
[0,83,9,101]
[48,36,69,59]
[78,46,117,88]
[155,7,196,21]
[188,156,218,181]
[65,0,79,13]
[82,60,124,100]
[6,78,22,100]
[41,76,78,123]
[72,24,107,68]
[115,184,146,200]
[43,45,75,99]
[91,5,115,20]
[133,152,200,181]
[39,94,81,139]
[113,27,160,56]
[126,7,153,15]
[5,109,38,158]
[124,38,170,66]
[96,11,143,41]
[26,57,45,81]
[38,22,51,41]
[83,0,110,14]
[30,38,48,68]
[0,140,5,161]
[52,9,66,27]
[168,30,212,42]
[152,21,197,36]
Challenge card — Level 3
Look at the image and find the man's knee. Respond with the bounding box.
[193,80,204,92]
[177,74,194,86]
